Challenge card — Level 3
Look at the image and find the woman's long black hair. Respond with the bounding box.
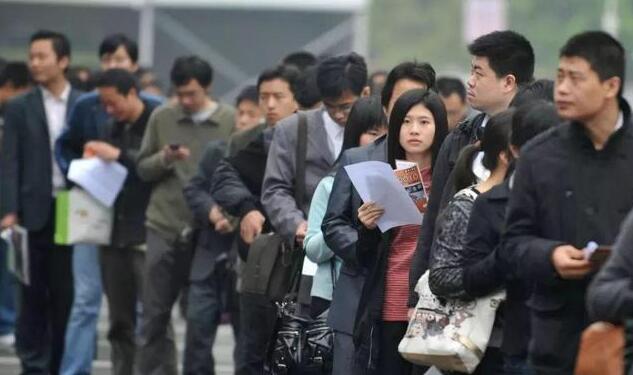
[453,109,514,192]
[386,88,449,170]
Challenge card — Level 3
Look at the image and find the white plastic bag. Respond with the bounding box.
[398,271,505,373]
[55,187,113,245]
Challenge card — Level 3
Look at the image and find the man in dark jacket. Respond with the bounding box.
[409,30,535,307]
[209,65,300,375]
[0,30,82,375]
[79,69,157,374]
[505,31,633,374]
[182,139,236,375]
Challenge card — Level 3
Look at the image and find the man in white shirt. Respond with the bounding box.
[0,30,81,374]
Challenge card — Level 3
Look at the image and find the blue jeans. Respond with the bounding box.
[0,239,16,336]
[60,244,103,375]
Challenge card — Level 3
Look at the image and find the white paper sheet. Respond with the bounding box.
[301,256,318,276]
[1,225,30,285]
[344,161,424,232]
[68,158,128,207]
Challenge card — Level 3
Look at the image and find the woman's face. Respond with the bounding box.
[359,126,387,146]
[399,103,436,158]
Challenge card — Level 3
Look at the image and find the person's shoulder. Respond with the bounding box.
[151,103,178,117]
[74,91,100,105]
[213,102,236,123]
[520,122,570,158]
[231,123,264,142]
[139,91,165,106]
[455,112,486,135]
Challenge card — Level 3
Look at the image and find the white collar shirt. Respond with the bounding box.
[41,83,70,193]
[322,110,344,159]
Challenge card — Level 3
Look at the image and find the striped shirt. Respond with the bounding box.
[382,167,431,321]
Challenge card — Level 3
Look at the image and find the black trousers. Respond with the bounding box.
[379,321,412,375]
[100,246,145,375]
[235,292,278,375]
[16,215,73,375]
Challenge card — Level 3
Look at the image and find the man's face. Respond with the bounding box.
[441,93,468,130]
[98,86,134,122]
[323,89,360,126]
[175,79,209,114]
[555,56,618,122]
[466,56,507,113]
[258,78,298,125]
[100,45,138,72]
[387,78,427,116]
[235,99,263,132]
[29,39,68,85]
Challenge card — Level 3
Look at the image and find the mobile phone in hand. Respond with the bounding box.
[589,246,612,268]
[169,143,180,151]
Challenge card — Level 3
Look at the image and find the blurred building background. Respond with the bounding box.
[1,0,632,100]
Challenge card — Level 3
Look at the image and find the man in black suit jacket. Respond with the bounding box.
[0,30,81,375]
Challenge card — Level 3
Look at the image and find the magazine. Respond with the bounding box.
[394,160,429,213]
[1,225,29,285]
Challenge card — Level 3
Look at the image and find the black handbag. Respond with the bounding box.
[240,113,308,302]
[268,258,337,374]
[268,298,334,375]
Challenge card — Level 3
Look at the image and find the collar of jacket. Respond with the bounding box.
[567,97,633,153]
[456,112,487,142]
[176,104,222,126]
[485,179,511,201]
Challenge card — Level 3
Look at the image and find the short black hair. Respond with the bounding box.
[381,61,436,109]
[30,30,71,60]
[510,79,554,108]
[436,77,466,102]
[0,62,31,88]
[387,89,448,170]
[316,52,368,99]
[170,56,213,88]
[468,30,534,85]
[560,30,625,97]
[95,68,140,96]
[99,33,138,63]
[343,95,387,150]
[511,100,559,149]
[295,65,321,109]
[256,64,301,98]
[235,85,259,106]
[282,51,317,72]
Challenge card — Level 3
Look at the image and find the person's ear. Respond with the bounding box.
[603,76,621,99]
[361,86,370,97]
[59,56,70,72]
[510,144,520,159]
[503,74,517,93]
[499,150,511,166]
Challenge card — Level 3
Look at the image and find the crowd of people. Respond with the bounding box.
[0,26,632,375]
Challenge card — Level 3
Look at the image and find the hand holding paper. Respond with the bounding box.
[344,161,424,232]
[68,158,128,207]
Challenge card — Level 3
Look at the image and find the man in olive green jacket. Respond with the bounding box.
[135,56,234,375]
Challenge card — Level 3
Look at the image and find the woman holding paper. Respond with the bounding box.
[352,89,448,374]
